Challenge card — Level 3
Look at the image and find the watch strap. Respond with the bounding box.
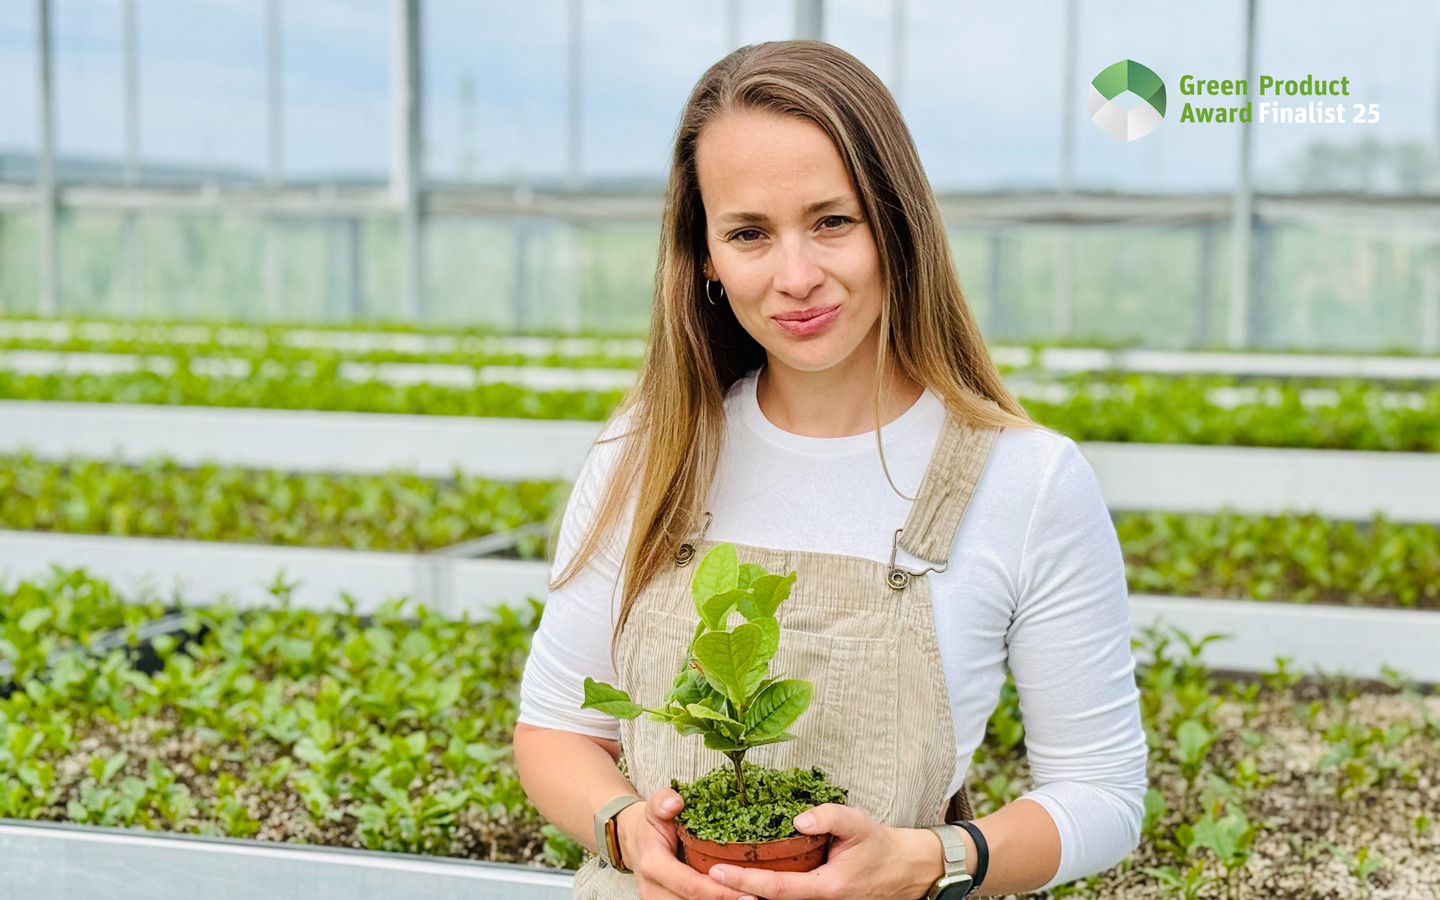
[953,820,989,891]
[924,825,974,899]
[594,795,643,872]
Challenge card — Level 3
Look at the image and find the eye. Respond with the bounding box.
[728,228,765,244]
[818,215,856,230]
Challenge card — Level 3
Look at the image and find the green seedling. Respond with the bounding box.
[583,543,812,807]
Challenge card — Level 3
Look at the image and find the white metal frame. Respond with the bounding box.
[4,401,1436,522]
[0,530,550,620]
[0,401,603,480]
[3,530,1437,682]
[0,819,574,900]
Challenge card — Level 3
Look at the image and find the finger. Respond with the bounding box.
[647,854,752,900]
[793,802,873,841]
[646,787,684,823]
[708,864,828,900]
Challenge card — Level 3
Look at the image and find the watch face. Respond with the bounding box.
[936,875,975,900]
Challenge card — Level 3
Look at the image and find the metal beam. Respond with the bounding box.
[265,0,285,321]
[2,182,1438,232]
[1052,0,1079,338]
[795,0,823,40]
[889,0,905,106]
[36,0,57,316]
[565,0,582,192]
[123,0,140,317]
[392,0,423,319]
[1227,0,1258,347]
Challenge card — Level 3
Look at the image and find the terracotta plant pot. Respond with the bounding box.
[676,823,832,874]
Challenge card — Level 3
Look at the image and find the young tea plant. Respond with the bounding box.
[582,543,811,806]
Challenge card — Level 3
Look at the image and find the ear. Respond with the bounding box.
[701,258,716,282]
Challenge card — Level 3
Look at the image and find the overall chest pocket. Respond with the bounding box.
[617,608,901,822]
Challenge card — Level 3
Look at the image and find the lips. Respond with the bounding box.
[772,305,840,337]
[772,305,840,322]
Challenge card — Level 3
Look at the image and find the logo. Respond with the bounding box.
[1089,60,1167,141]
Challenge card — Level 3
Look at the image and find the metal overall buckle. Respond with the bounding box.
[887,527,948,590]
[674,511,713,566]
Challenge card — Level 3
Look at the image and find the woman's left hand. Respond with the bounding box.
[705,804,944,900]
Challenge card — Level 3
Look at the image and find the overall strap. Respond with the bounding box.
[897,412,1001,566]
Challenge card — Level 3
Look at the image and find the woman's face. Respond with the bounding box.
[696,110,884,380]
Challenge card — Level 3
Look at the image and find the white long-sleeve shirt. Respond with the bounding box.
[518,368,1147,888]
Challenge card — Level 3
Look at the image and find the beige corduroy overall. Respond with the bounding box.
[573,412,1000,899]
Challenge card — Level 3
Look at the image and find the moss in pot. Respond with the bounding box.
[582,543,848,874]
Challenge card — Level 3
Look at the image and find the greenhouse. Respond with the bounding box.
[1,2,1438,899]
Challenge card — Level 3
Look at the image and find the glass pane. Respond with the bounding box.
[1260,223,1433,351]
[424,0,800,189]
[0,3,39,180]
[581,1,728,187]
[0,212,39,313]
[901,0,1068,191]
[1253,0,1439,195]
[825,0,897,93]
[138,0,266,183]
[424,0,568,187]
[1073,0,1245,192]
[281,0,389,184]
[59,209,125,313]
[138,212,264,318]
[54,0,125,184]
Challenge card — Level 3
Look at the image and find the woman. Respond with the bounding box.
[514,40,1146,900]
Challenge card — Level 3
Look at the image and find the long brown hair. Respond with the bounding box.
[547,40,1034,644]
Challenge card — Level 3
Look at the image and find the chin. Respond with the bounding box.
[768,346,860,375]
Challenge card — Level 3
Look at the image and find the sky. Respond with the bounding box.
[0,0,1436,193]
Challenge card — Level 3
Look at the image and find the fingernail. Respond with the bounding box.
[740,895,757,900]
[709,865,730,885]
[794,812,815,830]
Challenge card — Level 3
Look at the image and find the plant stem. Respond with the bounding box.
[727,751,749,806]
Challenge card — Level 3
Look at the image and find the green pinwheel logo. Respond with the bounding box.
[1089,60,1166,142]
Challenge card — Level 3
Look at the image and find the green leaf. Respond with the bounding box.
[684,703,745,738]
[741,730,797,748]
[1176,720,1215,766]
[743,679,812,739]
[701,730,744,752]
[693,624,761,706]
[690,544,739,614]
[699,589,751,631]
[737,563,768,590]
[18,607,51,633]
[740,573,795,619]
[580,677,644,719]
[664,668,710,707]
[744,617,780,694]
[433,674,462,710]
[293,737,328,767]
[100,751,129,784]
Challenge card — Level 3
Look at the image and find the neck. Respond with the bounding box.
[755,357,924,438]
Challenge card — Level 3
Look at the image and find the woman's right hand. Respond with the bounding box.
[617,787,751,900]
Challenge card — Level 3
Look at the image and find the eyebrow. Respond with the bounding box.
[714,196,854,225]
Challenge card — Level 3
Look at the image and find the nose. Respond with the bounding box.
[771,234,825,300]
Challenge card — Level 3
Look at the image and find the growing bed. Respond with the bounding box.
[2,571,1436,900]
[3,454,1436,611]
[3,366,1440,452]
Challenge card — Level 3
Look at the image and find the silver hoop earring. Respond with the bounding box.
[705,279,726,307]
